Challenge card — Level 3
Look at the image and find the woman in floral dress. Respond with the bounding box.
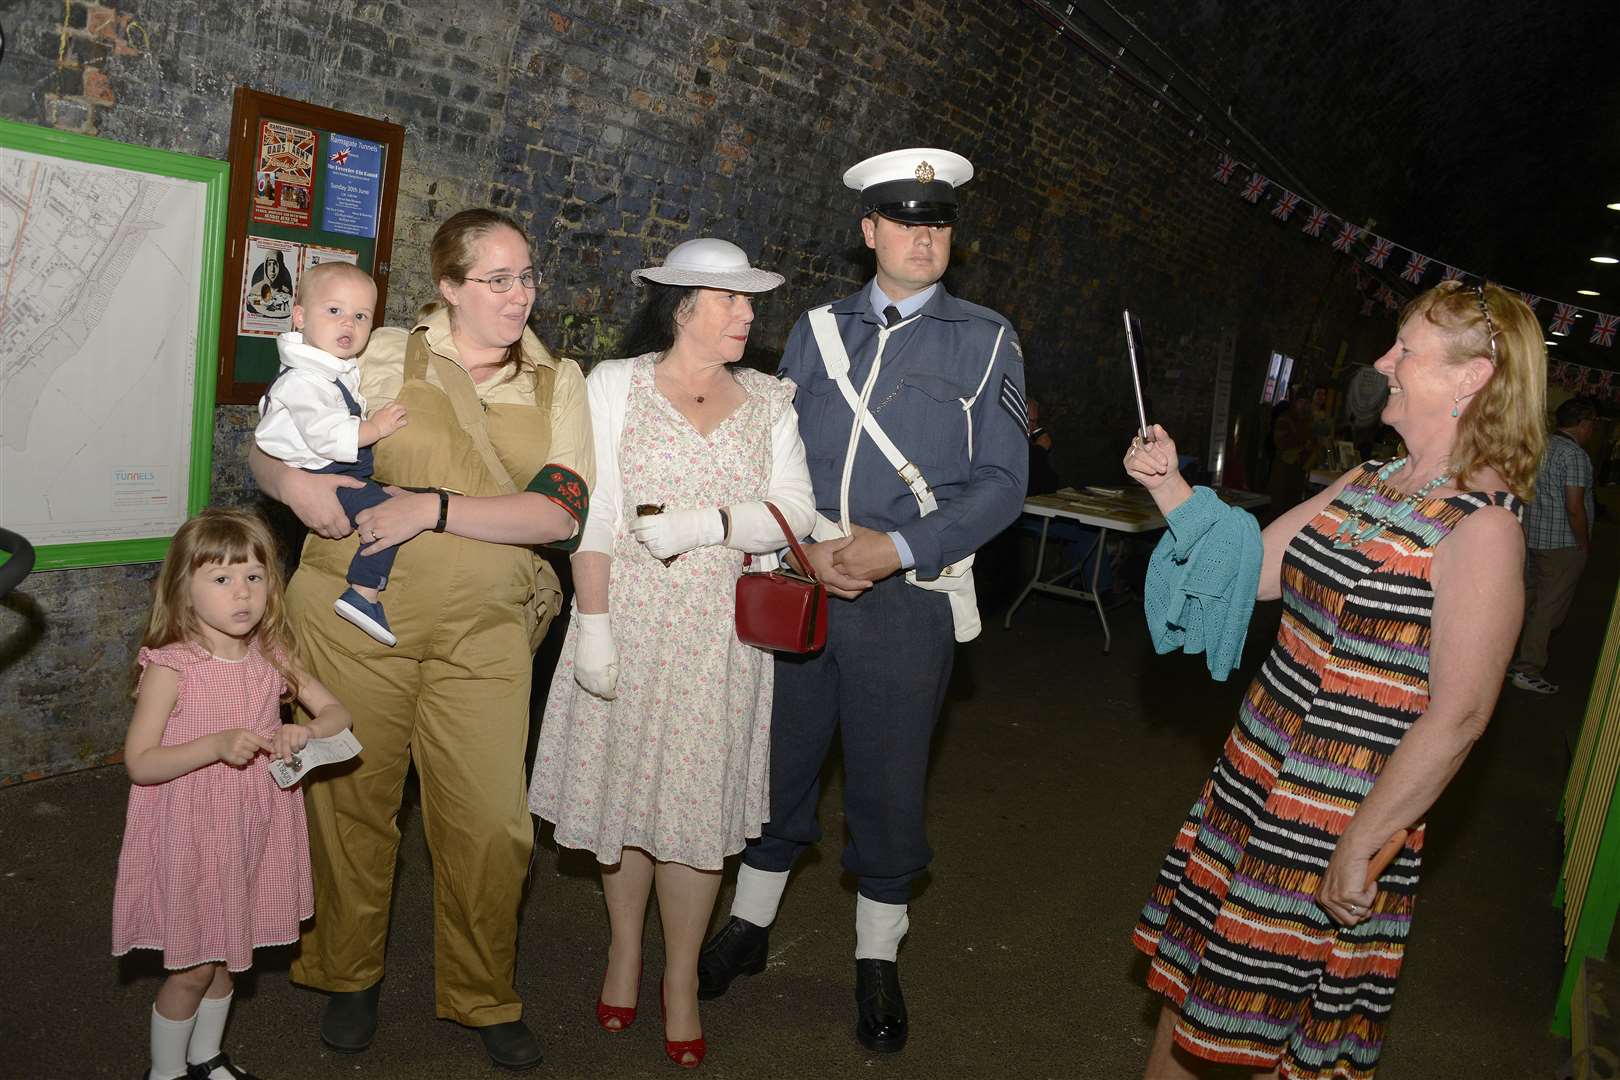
[529,239,814,1068]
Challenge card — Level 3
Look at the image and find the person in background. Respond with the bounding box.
[1124,280,1543,1078]
[1026,398,1063,495]
[1510,396,1598,694]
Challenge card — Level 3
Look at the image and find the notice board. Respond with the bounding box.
[216,88,404,405]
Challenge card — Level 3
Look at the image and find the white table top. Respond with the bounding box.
[1023,487,1270,533]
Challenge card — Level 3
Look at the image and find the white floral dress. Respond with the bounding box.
[529,358,790,869]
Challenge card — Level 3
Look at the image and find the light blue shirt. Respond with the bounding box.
[867,282,938,570]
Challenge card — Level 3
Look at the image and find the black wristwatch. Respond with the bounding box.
[433,488,450,533]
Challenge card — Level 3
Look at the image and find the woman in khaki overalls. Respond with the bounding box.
[250,210,591,1071]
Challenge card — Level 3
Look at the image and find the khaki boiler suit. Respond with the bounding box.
[286,307,592,1025]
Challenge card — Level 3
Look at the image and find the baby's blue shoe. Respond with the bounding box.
[334,588,396,646]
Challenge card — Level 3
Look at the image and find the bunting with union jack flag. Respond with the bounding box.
[1210,152,1620,346]
[1592,314,1618,347]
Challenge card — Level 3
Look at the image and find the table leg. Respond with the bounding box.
[1003,517,1051,630]
[1092,525,1112,653]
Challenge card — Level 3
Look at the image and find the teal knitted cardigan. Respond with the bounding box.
[1143,486,1264,681]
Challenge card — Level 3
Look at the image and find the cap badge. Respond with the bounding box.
[914,160,935,184]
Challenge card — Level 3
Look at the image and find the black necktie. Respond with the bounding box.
[884,305,902,328]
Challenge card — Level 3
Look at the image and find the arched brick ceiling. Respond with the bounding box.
[1118,1,1620,362]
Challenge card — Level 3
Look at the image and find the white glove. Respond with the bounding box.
[628,508,724,561]
[572,611,619,700]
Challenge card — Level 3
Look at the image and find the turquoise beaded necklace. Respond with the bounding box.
[1330,457,1453,549]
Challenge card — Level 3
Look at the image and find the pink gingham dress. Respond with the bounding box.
[111,641,313,971]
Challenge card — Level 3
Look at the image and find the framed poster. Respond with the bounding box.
[0,118,227,571]
[216,88,404,405]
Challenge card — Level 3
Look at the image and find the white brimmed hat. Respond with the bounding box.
[843,148,974,225]
[630,238,784,292]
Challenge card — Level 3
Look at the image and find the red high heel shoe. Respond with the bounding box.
[596,971,639,1032]
[660,979,706,1068]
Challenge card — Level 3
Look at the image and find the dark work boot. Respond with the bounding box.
[855,958,908,1053]
[697,916,770,1000]
[319,982,382,1053]
[476,1019,544,1071]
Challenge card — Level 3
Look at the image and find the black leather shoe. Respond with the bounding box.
[187,1052,260,1078]
[477,1019,544,1071]
[319,982,382,1053]
[855,958,908,1053]
[697,915,770,1000]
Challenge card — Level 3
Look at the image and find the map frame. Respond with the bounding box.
[0,118,228,571]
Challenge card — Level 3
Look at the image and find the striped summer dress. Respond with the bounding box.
[1132,464,1521,1078]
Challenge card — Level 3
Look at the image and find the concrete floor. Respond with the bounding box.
[3,522,1604,1079]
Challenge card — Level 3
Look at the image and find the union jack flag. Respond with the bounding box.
[1592,314,1618,347]
[1441,265,1464,283]
[1331,222,1360,253]
[1554,362,1572,387]
[1240,172,1269,202]
[1270,190,1301,220]
[1550,303,1577,335]
[1399,253,1430,284]
[1377,285,1397,310]
[329,149,351,167]
[1517,291,1541,313]
[1364,236,1394,268]
[1213,154,1237,184]
[1301,206,1330,237]
[1600,370,1616,399]
[1360,297,1376,316]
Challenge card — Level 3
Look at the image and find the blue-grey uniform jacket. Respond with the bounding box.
[778,282,1030,580]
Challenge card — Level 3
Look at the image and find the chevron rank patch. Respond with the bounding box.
[999,373,1026,428]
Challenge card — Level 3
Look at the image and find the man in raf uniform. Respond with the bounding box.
[697,148,1028,1052]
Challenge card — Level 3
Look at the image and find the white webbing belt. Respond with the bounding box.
[807,305,1004,527]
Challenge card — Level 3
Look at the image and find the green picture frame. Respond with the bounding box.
[0,118,228,572]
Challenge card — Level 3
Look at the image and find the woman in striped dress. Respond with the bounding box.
[1123,280,1546,1079]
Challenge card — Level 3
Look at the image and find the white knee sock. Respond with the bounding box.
[854,895,909,962]
[730,864,789,927]
[188,991,232,1067]
[150,1005,196,1080]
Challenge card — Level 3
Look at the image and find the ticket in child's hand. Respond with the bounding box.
[268,730,363,789]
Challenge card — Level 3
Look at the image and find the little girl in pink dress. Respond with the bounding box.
[113,509,352,1080]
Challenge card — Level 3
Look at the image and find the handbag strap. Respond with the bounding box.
[764,502,819,584]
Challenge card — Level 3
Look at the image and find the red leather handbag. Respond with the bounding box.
[734,502,827,654]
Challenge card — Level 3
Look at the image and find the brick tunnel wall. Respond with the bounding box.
[0,0,1371,780]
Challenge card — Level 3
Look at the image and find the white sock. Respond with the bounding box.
[150,1005,196,1080]
[730,864,789,927]
[854,895,909,962]
[188,991,232,1067]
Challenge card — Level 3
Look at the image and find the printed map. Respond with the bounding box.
[0,148,206,546]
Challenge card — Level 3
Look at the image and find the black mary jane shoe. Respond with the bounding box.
[319,982,382,1053]
[697,915,769,1000]
[855,958,908,1053]
[186,1052,260,1079]
[476,1019,544,1071]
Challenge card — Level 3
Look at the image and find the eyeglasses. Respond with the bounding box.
[1471,283,1499,364]
[464,269,540,293]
